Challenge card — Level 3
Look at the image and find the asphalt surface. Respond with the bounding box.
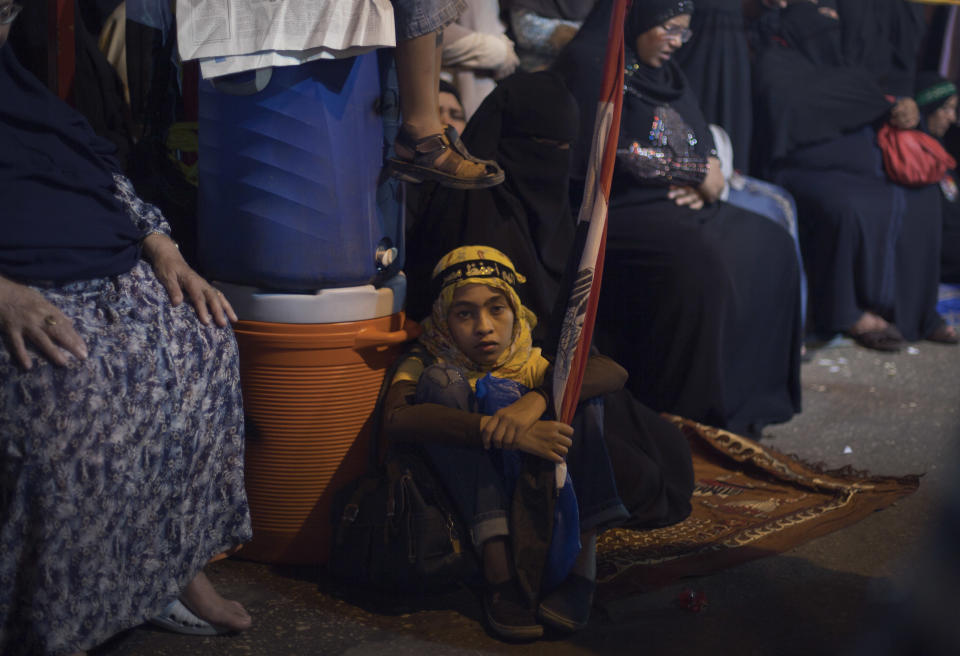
[95,337,960,656]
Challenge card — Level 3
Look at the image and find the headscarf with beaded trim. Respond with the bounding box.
[419,245,551,391]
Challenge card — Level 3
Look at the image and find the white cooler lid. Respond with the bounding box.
[215,273,406,323]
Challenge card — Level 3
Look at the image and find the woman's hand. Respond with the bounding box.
[669,157,723,210]
[699,156,725,204]
[481,391,548,450]
[668,185,705,210]
[142,233,237,326]
[0,275,87,369]
[515,420,573,463]
[889,97,920,130]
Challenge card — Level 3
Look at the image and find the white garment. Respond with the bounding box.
[177,0,395,76]
[441,0,516,118]
[708,124,734,202]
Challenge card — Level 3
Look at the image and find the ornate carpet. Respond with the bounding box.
[596,416,919,601]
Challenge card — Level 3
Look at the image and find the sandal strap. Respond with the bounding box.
[444,125,500,168]
[395,128,450,168]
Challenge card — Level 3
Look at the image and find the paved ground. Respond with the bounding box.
[95,339,960,656]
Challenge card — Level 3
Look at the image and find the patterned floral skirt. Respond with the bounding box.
[0,260,252,655]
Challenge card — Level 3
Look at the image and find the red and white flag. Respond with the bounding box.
[552,0,630,427]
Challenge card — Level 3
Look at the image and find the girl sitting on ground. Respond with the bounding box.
[382,245,693,640]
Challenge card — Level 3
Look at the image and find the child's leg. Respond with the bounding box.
[415,364,541,639]
[389,1,503,188]
[570,528,597,581]
[415,364,510,551]
[565,398,629,534]
[537,399,624,633]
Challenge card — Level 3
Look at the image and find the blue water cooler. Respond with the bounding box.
[198,52,416,565]
[198,51,403,290]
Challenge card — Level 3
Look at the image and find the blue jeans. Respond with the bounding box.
[414,364,627,549]
[392,0,466,40]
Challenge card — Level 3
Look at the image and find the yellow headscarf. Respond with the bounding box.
[419,246,550,390]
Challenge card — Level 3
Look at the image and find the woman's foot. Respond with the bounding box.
[848,312,904,352]
[926,320,959,344]
[389,123,504,189]
[180,571,252,632]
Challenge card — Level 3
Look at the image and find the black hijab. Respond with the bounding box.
[751,2,893,174]
[0,44,141,283]
[405,71,580,338]
[624,0,695,41]
[776,0,844,68]
[555,0,712,206]
[835,0,926,97]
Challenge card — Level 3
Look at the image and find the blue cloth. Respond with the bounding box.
[413,364,627,563]
[726,174,809,325]
[475,374,580,592]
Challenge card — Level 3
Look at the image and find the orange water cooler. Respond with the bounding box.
[219,278,418,565]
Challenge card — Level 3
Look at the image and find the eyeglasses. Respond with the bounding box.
[661,25,692,44]
[0,3,22,25]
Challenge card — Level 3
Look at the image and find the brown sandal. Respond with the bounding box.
[926,321,959,345]
[387,125,504,189]
[849,326,905,352]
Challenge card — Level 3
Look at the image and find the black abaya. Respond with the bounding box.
[672,0,753,172]
[557,0,802,435]
[754,4,943,341]
[405,71,578,335]
[943,184,960,283]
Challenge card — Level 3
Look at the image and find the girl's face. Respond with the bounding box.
[928,95,958,139]
[633,13,692,68]
[446,283,515,366]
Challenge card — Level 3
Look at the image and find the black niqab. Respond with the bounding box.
[405,71,580,338]
[751,3,893,174]
[0,44,141,283]
[777,1,844,68]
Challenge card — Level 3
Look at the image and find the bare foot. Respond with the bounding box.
[849,311,889,335]
[180,571,252,632]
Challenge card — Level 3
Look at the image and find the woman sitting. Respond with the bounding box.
[915,72,960,287]
[753,0,955,349]
[0,15,251,655]
[382,245,693,640]
[406,70,580,339]
[555,0,803,437]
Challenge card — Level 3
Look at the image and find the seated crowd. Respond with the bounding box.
[1,0,958,652]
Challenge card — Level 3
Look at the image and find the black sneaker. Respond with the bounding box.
[483,580,543,641]
[537,574,596,633]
